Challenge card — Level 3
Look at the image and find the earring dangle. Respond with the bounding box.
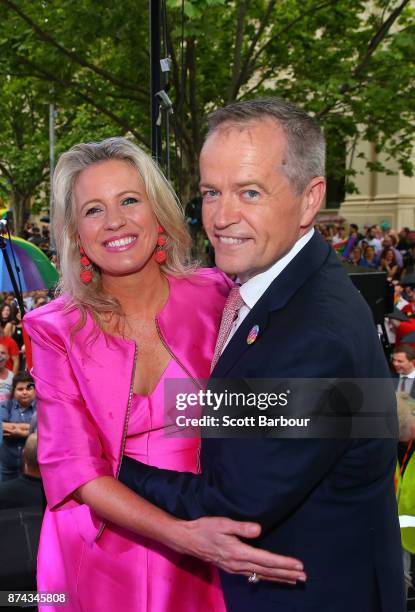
[154,225,167,264]
[79,245,93,284]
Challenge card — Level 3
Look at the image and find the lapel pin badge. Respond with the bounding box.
[247,325,259,345]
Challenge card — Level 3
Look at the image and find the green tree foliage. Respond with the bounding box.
[0,0,413,231]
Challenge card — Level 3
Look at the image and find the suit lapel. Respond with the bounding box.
[212,233,331,378]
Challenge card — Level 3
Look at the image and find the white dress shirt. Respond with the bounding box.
[222,228,315,351]
[398,369,415,393]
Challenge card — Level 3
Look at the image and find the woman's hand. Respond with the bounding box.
[172,516,306,584]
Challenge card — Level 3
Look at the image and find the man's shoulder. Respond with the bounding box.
[0,476,42,510]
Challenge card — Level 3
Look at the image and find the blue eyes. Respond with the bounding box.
[85,206,101,216]
[245,190,259,200]
[202,190,219,199]
[85,197,138,216]
[121,197,138,206]
[201,190,260,200]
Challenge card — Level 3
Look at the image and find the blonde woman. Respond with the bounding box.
[24,138,303,612]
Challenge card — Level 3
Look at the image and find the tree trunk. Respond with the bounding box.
[11,191,30,236]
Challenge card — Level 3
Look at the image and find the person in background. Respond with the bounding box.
[23,292,35,312]
[382,235,404,268]
[379,247,400,280]
[347,245,364,266]
[0,303,16,330]
[395,392,415,598]
[401,283,415,319]
[0,326,19,374]
[0,373,36,481]
[27,227,43,246]
[365,225,383,254]
[394,283,409,310]
[0,433,44,510]
[361,245,378,269]
[392,345,415,397]
[397,228,412,253]
[4,310,25,372]
[0,345,13,403]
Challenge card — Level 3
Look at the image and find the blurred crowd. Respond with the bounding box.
[315,222,415,281]
[21,221,57,266]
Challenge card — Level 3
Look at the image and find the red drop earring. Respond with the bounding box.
[79,245,93,284]
[154,225,167,264]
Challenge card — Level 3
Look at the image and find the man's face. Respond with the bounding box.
[0,346,8,366]
[392,352,415,375]
[200,119,325,282]
[14,382,36,408]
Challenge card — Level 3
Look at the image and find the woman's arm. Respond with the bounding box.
[76,475,305,584]
[3,322,15,337]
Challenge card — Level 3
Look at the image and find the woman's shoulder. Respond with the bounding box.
[174,267,233,292]
[23,296,79,341]
[164,268,232,316]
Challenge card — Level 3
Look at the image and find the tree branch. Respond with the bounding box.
[227,0,249,102]
[238,0,337,93]
[1,0,147,97]
[316,0,411,118]
[232,0,278,98]
[14,54,149,146]
[187,38,200,157]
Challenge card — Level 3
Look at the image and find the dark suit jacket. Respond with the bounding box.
[120,233,405,612]
[0,475,44,511]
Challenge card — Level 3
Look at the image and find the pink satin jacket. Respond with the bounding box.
[23,268,231,544]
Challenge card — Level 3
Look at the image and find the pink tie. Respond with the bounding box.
[211,285,244,372]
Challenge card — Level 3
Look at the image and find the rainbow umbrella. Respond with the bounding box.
[0,236,59,292]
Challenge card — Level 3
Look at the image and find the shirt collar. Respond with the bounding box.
[240,228,315,309]
[400,369,415,379]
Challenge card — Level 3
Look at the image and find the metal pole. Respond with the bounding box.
[150,0,162,163]
[49,102,56,251]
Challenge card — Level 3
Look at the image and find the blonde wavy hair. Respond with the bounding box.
[53,137,193,329]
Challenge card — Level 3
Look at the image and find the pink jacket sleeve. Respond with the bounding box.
[24,316,112,510]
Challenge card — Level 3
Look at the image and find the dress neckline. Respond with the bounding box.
[132,358,174,399]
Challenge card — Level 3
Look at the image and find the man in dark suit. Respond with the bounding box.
[393,344,415,398]
[119,98,405,611]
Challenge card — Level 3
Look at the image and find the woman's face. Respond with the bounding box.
[352,248,362,261]
[1,305,10,320]
[385,249,394,263]
[364,247,375,260]
[75,160,160,279]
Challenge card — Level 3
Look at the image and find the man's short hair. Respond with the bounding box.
[206,97,325,195]
[12,372,35,396]
[393,345,415,361]
[23,433,39,471]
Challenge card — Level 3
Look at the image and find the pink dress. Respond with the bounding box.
[37,359,226,611]
[24,270,233,612]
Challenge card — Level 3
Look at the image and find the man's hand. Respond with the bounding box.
[172,516,306,584]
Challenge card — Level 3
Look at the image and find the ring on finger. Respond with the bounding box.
[247,572,260,584]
